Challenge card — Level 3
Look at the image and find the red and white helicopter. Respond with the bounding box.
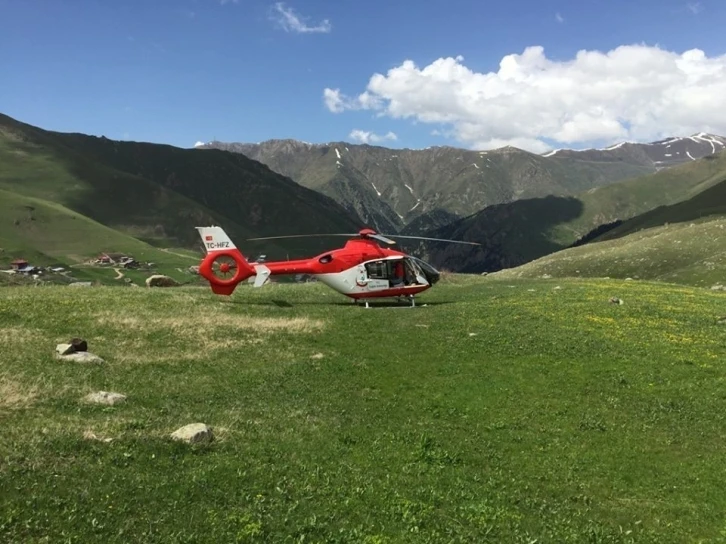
[195,225,480,307]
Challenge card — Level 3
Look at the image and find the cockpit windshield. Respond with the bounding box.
[409,257,440,284]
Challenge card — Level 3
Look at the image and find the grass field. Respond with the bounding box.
[2,276,726,542]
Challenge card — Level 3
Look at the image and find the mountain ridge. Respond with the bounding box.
[198,132,725,234]
[197,139,656,232]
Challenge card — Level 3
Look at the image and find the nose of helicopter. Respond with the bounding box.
[411,257,440,284]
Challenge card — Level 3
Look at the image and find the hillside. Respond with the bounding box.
[489,216,726,287]
[591,168,726,243]
[197,139,654,232]
[415,149,726,273]
[0,113,362,266]
[0,188,203,285]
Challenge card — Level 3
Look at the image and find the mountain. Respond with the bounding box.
[0,113,362,274]
[412,149,726,274]
[197,133,725,234]
[196,140,655,232]
[542,133,726,169]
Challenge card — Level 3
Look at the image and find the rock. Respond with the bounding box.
[84,391,126,405]
[310,353,325,359]
[56,343,74,355]
[171,423,213,444]
[609,297,624,305]
[145,274,180,288]
[55,351,105,364]
[83,430,113,443]
[70,337,88,352]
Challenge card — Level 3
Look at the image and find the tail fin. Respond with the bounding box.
[196,226,237,253]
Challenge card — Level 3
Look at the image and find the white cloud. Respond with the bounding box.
[323,44,726,153]
[220,0,239,5]
[194,141,206,148]
[349,130,398,144]
[687,2,703,14]
[271,2,331,34]
[555,12,564,23]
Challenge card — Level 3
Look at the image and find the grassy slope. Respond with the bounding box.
[594,172,726,243]
[490,216,726,286]
[2,278,726,542]
[0,122,241,249]
[0,188,196,265]
[0,188,202,285]
[0,113,362,261]
[490,176,726,286]
[546,150,726,246]
[421,150,726,273]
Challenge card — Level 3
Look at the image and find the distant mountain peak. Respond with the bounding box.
[540,133,726,166]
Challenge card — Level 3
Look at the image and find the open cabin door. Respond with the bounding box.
[361,257,429,288]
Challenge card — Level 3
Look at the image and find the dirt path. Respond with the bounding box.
[113,268,124,280]
[160,248,200,261]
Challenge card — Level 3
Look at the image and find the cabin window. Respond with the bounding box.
[364,260,388,279]
[319,254,333,264]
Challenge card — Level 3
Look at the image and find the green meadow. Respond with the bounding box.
[2,276,726,542]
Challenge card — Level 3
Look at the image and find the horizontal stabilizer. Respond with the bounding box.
[253,264,271,288]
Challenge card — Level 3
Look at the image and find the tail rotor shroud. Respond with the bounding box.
[198,248,255,295]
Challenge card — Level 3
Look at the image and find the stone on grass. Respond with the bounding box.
[145,274,180,288]
[56,343,74,355]
[609,297,624,305]
[171,423,213,444]
[55,351,105,364]
[84,391,127,405]
[70,337,88,352]
[83,430,113,443]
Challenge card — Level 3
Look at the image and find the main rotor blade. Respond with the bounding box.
[383,234,481,246]
[247,234,358,241]
[369,233,396,245]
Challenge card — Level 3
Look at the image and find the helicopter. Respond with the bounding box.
[195,225,480,307]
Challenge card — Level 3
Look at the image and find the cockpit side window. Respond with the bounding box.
[319,254,333,264]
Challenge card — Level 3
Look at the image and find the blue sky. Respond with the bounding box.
[2,0,725,152]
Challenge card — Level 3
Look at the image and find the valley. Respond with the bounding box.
[2,110,726,289]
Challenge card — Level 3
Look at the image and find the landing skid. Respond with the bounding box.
[354,295,417,308]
